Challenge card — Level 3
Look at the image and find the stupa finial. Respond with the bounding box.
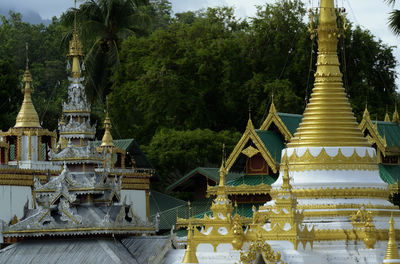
[14,42,41,128]
[101,97,114,147]
[385,105,391,122]
[68,0,84,79]
[287,0,369,148]
[393,104,399,123]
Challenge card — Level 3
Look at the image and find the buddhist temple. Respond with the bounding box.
[162,0,400,263]
[0,2,157,258]
[1,0,400,263]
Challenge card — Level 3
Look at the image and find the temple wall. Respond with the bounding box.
[0,185,33,223]
[121,189,146,221]
[21,135,38,161]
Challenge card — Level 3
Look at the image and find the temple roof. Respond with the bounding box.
[255,130,285,163]
[0,236,169,264]
[277,112,303,136]
[166,167,243,193]
[374,121,400,147]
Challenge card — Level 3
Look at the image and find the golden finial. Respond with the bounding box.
[287,0,369,147]
[68,0,84,79]
[218,145,226,190]
[14,43,41,128]
[269,94,277,114]
[383,214,400,263]
[393,104,399,123]
[385,105,391,122]
[182,224,199,263]
[101,97,114,147]
[247,107,254,129]
[363,103,370,119]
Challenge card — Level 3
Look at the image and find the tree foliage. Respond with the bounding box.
[0,1,398,189]
[143,128,241,186]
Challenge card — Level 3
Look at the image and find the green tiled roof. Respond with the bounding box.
[152,198,214,230]
[150,190,186,216]
[379,164,400,184]
[166,167,243,192]
[277,112,303,136]
[255,130,285,163]
[192,203,263,219]
[91,138,135,150]
[374,121,400,147]
[226,174,278,187]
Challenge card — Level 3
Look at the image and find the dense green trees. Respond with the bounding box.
[0,1,398,189]
[61,0,153,103]
[0,13,67,130]
[144,129,240,186]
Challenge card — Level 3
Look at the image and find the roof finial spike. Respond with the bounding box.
[101,96,114,147]
[269,94,277,114]
[393,103,400,123]
[385,105,391,122]
[247,106,254,129]
[363,102,370,120]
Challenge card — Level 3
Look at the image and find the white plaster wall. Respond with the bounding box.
[21,135,28,161]
[0,185,33,223]
[31,135,38,161]
[121,189,146,221]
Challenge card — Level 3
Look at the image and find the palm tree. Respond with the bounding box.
[385,0,400,35]
[62,0,151,103]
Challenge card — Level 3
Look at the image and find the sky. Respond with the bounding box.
[0,0,399,85]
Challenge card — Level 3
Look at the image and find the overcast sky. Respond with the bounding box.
[1,0,400,85]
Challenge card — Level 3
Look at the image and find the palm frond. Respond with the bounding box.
[388,10,400,36]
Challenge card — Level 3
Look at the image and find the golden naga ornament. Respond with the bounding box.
[239,239,286,264]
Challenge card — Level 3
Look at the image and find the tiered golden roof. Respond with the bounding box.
[15,44,41,128]
[287,0,369,148]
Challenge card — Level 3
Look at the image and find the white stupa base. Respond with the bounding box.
[162,240,390,264]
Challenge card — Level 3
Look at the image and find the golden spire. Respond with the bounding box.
[287,0,369,147]
[182,224,199,264]
[211,145,233,216]
[14,43,41,128]
[385,106,391,122]
[269,95,277,114]
[68,0,84,79]
[101,100,114,147]
[393,104,400,123]
[363,103,370,120]
[383,214,400,263]
[217,144,227,194]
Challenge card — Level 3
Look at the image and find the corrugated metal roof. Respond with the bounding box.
[375,121,400,147]
[150,190,186,217]
[226,174,278,186]
[0,239,139,264]
[121,236,169,264]
[379,164,400,184]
